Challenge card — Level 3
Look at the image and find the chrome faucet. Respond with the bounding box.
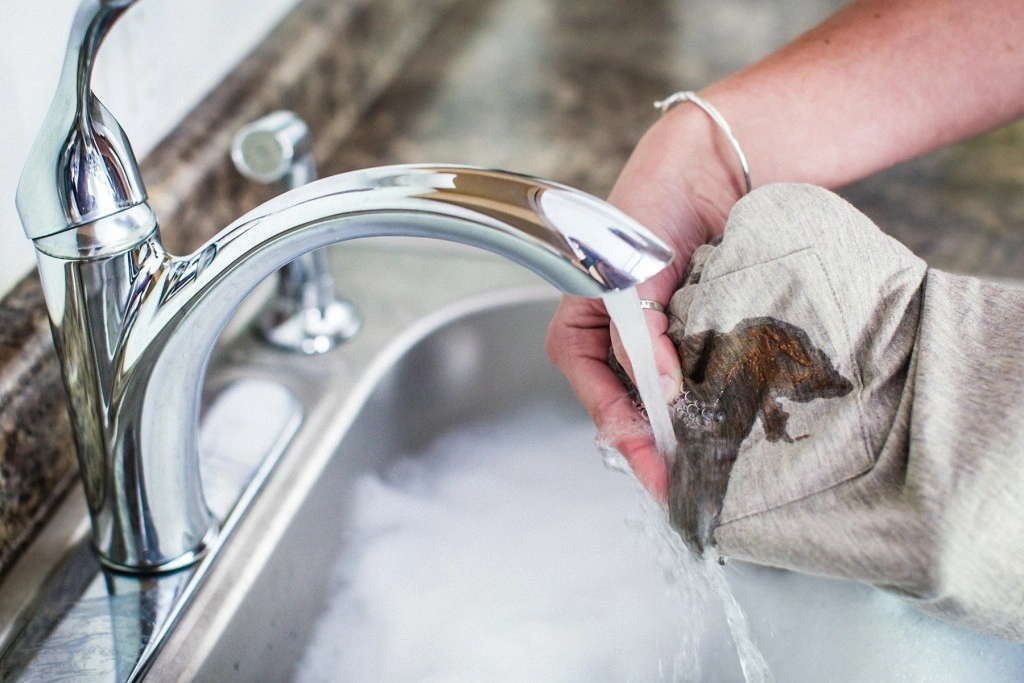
[16,0,673,573]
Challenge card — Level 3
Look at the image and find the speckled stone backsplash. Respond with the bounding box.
[0,276,75,575]
[2,0,1023,576]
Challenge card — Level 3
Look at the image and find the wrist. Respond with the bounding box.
[607,93,750,284]
[652,94,750,239]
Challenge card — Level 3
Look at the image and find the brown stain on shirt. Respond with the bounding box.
[667,317,853,554]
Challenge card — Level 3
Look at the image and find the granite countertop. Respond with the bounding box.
[1,0,1023,575]
[327,0,1024,279]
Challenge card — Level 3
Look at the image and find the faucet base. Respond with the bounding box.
[96,524,221,576]
[258,298,361,355]
[0,377,303,682]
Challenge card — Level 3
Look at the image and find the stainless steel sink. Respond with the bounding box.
[0,242,549,682]
[4,241,1023,681]
[148,242,563,680]
[162,245,1024,682]
[155,258,573,681]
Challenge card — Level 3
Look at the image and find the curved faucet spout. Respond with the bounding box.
[215,164,673,296]
[35,164,673,572]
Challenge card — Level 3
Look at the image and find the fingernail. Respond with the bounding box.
[661,374,681,403]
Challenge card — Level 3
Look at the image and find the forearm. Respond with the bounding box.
[651,0,1024,235]
[713,0,1024,185]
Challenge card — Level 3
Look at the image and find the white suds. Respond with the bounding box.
[294,404,1024,682]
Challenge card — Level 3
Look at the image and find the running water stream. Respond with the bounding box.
[602,290,678,457]
[603,288,773,683]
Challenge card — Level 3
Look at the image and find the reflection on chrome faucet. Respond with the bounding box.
[16,0,673,574]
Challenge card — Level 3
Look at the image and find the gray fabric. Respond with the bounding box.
[665,183,1024,641]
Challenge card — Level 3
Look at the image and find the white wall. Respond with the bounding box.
[0,0,305,297]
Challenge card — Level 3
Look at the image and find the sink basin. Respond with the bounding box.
[152,247,581,680]
[154,246,1022,681]
[3,243,1022,681]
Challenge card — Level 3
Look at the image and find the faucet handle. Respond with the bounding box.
[16,0,147,241]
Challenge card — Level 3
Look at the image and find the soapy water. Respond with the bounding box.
[295,406,705,682]
[292,403,1024,682]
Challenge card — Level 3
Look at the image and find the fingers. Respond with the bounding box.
[545,295,620,422]
[609,275,684,406]
[611,430,669,503]
[546,295,670,502]
[545,108,733,503]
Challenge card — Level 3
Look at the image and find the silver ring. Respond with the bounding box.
[638,300,666,313]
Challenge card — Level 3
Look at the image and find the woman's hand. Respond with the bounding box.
[548,0,1024,499]
[546,106,744,501]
